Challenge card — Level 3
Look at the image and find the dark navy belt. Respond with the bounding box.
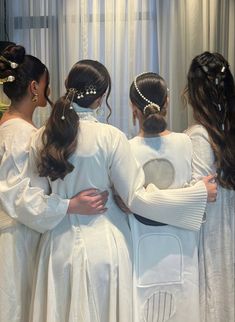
[134,214,167,226]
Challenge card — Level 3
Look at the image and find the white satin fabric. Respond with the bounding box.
[0,118,69,322]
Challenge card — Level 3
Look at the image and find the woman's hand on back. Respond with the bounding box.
[68,189,109,214]
[203,174,217,202]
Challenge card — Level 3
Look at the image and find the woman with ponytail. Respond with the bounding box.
[0,45,108,322]
[29,61,217,322]
[128,72,202,322]
[184,52,235,322]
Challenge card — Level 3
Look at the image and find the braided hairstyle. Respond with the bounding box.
[129,72,168,134]
[0,45,51,105]
[38,59,111,181]
[184,51,235,189]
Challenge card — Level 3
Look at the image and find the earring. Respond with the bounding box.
[32,93,38,103]
[132,112,137,126]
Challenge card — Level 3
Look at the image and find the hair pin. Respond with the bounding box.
[202,65,209,73]
[77,91,84,99]
[61,88,77,120]
[0,75,15,84]
[221,66,226,73]
[0,55,18,69]
[77,85,97,99]
[143,103,161,115]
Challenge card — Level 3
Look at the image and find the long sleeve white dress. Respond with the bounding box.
[29,107,208,322]
[186,124,235,322]
[129,133,201,322]
[0,119,69,322]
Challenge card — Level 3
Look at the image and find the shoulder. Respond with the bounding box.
[129,136,141,146]
[0,119,36,149]
[92,122,127,141]
[168,132,192,152]
[185,125,211,151]
[185,124,209,140]
[171,131,191,143]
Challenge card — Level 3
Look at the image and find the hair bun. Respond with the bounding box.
[2,45,25,64]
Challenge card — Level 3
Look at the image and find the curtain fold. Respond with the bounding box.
[5,0,235,134]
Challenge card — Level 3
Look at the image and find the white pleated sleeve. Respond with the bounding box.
[109,130,207,231]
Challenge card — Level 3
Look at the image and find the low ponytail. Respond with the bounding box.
[38,59,111,181]
[38,95,79,181]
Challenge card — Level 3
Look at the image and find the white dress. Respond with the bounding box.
[186,125,235,322]
[29,107,207,322]
[129,133,201,322]
[0,119,69,322]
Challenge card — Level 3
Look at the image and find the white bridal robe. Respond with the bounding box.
[28,107,208,322]
[129,133,201,322]
[0,119,69,322]
[186,124,235,322]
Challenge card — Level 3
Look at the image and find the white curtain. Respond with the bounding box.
[6,0,235,135]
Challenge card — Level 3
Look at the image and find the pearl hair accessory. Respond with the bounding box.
[61,85,97,120]
[143,103,161,115]
[0,55,18,69]
[0,75,15,84]
[77,85,97,99]
[134,72,161,113]
[61,88,77,120]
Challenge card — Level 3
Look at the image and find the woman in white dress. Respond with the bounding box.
[184,52,235,322]
[29,60,217,322]
[127,72,201,322]
[0,45,108,322]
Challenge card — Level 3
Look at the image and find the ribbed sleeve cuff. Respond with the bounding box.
[130,180,207,231]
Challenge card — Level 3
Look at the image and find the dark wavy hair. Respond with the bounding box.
[129,72,168,134]
[184,51,235,189]
[38,59,111,181]
[0,45,51,105]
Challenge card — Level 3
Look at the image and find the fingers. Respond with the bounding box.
[206,182,217,202]
[208,195,217,202]
[91,191,109,204]
[78,188,103,196]
[208,174,217,183]
[83,206,108,215]
[79,189,109,198]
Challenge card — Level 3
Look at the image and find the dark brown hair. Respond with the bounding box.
[129,72,168,134]
[38,59,111,181]
[0,44,51,105]
[184,51,235,189]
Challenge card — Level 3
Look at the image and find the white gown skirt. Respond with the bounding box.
[129,215,200,322]
[0,223,40,322]
[30,205,133,322]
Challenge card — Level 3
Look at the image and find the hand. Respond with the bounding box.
[68,189,109,215]
[202,174,217,202]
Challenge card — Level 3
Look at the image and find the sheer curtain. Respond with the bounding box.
[5,0,235,135]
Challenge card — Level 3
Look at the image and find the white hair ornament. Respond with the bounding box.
[134,72,161,113]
